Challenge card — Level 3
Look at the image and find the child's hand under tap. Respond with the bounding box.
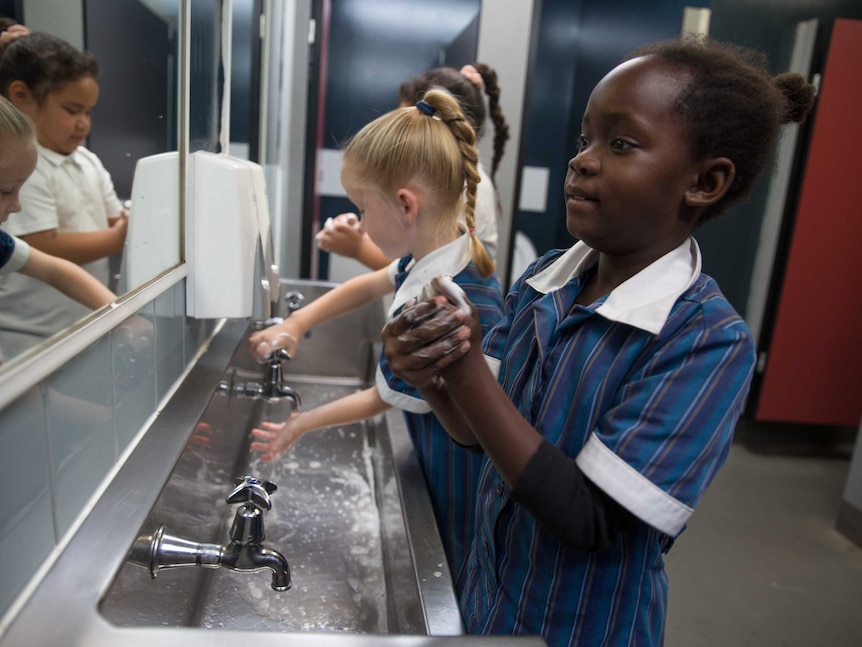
[248,324,299,364]
[249,413,307,461]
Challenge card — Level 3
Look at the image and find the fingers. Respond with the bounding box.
[383,300,472,388]
[459,64,484,89]
[249,330,298,363]
[386,298,467,347]
[250,428,278,440]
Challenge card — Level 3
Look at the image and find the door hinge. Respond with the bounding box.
[756,351,768,374]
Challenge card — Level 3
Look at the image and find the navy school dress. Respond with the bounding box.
[376,235,504,581]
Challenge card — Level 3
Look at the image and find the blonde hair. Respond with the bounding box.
[343,88,495,277]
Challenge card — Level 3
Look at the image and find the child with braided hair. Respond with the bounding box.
[318,62,509,268]
[248,88,504,578]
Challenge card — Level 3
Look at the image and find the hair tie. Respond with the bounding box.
[468,226,476,235]
[416,99,436,116]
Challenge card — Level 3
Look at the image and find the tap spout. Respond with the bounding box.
[219,543,292,591]
[129,524,291,592]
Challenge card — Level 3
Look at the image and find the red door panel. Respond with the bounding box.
[756,19,862,426]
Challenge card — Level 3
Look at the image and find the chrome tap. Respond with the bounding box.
[261,348,302,407]
[129,476,291,592]
[220,349,302,408]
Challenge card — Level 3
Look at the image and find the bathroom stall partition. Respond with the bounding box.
[752,18,862,427]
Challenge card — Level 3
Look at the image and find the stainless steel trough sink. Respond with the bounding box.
[101,281,457,634]
[0,280,545,647]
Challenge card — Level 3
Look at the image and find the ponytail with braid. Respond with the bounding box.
[343,87,495,278]
[471,63,509,181]
[424,89,495,278]
[409,63,510,182]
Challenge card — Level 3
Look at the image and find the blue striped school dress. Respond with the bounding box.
[376,234,504,581]
[459,238,755,646]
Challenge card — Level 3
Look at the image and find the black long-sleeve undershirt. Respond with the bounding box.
[509,439,633,551]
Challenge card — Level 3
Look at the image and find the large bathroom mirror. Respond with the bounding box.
[0,0,181,366]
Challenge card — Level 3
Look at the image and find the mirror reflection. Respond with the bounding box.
[0,0,180,365]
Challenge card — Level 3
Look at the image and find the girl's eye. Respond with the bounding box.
[576,135,590,152]
[610,138,634,152]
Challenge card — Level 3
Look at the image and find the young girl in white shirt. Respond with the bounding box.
[0,32,127,356]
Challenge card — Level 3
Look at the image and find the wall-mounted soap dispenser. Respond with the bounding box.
[186,151,278,319]
[124,151,181,293]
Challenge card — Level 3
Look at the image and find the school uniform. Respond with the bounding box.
[0,230,29,275]
[459,238,755,646]
[377,232,503,579]
[0,144,122,357]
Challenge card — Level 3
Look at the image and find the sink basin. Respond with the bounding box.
[99,281,459,634]
[0,280,546,647]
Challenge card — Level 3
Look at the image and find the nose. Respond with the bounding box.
[568,150,599,176]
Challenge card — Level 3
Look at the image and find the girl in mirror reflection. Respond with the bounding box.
[248,89,505,578]
[0,95,118,363]
[0,32,128,357]
[317,63,509,268]
[380,38,815,646]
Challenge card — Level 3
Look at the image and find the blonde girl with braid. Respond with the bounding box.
[318,62,510,268]
[248,89,504,578]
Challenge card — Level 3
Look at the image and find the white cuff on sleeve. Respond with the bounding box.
[575,432,692,536]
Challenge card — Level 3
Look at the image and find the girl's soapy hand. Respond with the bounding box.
[315,212,363,257]
[422,275,473,315]
[250,414,306,461]
[382,297,471,389]
[248,323,300,364]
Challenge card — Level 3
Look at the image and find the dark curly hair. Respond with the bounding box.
[627,35,816,222]
[0,32,99,103]
[401,63,510,182]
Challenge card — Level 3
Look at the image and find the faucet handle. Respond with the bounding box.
[266,348,291,363]
[226,476,277,510]
[284,290,305,313]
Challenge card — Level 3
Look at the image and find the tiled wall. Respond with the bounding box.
[0,279,216,618]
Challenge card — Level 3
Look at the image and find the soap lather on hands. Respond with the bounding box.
[248,326,300,364]
[386,275,476,386]
[315,212,362,255]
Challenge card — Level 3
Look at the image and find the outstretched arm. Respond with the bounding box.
[250,386,391,460]
[21,217,127,265]
[19,245,116,310]
[248,266,393,362]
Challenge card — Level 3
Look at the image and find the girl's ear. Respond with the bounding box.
[396,187,421,225]
[7,80,36,111]
[685,157,735,208]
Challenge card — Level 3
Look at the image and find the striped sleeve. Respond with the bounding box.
[576,313,755,536]
[0,231,30,275]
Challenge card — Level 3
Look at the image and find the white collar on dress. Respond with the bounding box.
[387,233,472,319]
[525,237,702,335]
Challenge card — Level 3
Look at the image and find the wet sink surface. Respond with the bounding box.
[100,282,454,635]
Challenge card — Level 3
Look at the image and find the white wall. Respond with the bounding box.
[476,0,535,287]
[21,0,84,50]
